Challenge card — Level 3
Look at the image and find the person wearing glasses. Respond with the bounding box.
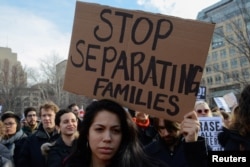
[144,111,208,167]
[0,111,27,166]
[194,101,213,117]
[22,107,39,136]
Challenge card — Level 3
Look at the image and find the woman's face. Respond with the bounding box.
[59,112,78,136]
[88,110,122,164]
[3,117,17,135]
[195,103,212,117]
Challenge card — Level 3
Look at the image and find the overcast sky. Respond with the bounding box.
[0,0,220,68]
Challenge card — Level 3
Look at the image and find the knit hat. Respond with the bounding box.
[1,111,21,122]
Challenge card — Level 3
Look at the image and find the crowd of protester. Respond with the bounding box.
[0,84,250,167]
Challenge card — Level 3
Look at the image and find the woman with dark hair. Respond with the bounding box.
[64,99,169,167]
[44,108,79,167]
[218,84,250,150]
[0,111,27,166]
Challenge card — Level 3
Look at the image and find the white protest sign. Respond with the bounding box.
[213,97,231,112]
[223,92,238,108]
[198,117,223,151]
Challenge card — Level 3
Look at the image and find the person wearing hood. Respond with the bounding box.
[0,111,27,166]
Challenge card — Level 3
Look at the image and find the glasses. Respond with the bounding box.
[196,109,209,114]
[4,122,16,126]
[27,114,37,117]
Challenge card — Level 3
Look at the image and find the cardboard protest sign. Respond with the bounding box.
[198,117,224,151]
[63,1,215,122]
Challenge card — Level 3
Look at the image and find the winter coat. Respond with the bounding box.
[22,121,40,136]
[144,136,208,167]
[218,127,250,151]
[17,123,59,167]
[47,136,76,167]
[0,143,14,167]
[1,129,27,166]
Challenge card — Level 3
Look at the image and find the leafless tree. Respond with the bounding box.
[211,0,250,89]
[0,59,27,115]
[31,52,92,108]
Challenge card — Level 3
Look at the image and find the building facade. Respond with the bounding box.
[0,47,41,116]
[197,0,250,108]
[56,60,92,109]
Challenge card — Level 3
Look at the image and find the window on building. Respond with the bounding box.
[215,74,221,84]
[212,27,224,49]
[229,47,236,57]
[212,51,218,61]
[240,56,249,66]
[220,49,227,59]
[242,68,250,79]
[228,34,234,42]
[207,76,213,85]
[230,58,238,68]
[213,63,220,71]
[223,73,230,83]
[206,66,212,73]
[231,70,239,80]
[221,61,228,70]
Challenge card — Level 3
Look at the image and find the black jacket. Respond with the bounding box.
[144,136,208,167]
[64,154,169,167]
[218,127,250,151]
[18,124,59,167]
[47,136,76,167]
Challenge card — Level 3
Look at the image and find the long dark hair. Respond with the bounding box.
[65,99,165,167]
[230,85,250,136]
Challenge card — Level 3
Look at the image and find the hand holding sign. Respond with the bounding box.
[181,111,200,142]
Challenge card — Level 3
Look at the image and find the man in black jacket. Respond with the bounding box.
[22,107,39,136]
[144,111,208,167]
[18,101,60,167]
